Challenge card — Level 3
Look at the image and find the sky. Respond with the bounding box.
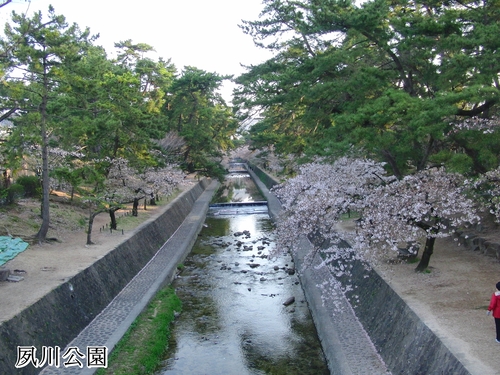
[0,0,273,103]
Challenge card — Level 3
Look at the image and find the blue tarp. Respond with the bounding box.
[0,236,29,266]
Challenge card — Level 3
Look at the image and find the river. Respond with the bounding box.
[156,170,329,375]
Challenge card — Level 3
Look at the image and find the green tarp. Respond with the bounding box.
[0,236,29,266]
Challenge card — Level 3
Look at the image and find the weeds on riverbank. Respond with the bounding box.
[97,287,181,375]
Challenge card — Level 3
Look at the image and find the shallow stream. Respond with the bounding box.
[157,172,329,375]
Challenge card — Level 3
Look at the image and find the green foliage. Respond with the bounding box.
[16,176,41,198]
[0,6,96,241]
[164,67,237,176]
[0,5,237,241]
[235,0,500,177]
[430,151,474,175]
[2,184,25,204]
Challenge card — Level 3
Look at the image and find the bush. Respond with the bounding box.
[5,183,24,204]
[16,175,41,198]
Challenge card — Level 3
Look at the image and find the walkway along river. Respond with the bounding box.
[155,170,329,374]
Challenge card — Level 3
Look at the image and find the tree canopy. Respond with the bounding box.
[235,0,500,273]
[235,0,500,177]
[0,6,237,242]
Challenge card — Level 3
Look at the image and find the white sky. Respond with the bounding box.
[0,0,273,103]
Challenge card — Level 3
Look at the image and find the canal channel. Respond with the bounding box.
[156,167,329,374]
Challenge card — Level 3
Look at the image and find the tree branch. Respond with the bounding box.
[456,100,497,117]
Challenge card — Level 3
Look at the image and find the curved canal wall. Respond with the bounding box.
[246,162,471,375]
[0,179,213,375]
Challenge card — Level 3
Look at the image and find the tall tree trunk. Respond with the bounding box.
[109,207,119,230]
[132,198,139,216]
[416,136,435,171]
[36,59,50,244]
[381,149,402,179]
[415,236,436,272]
[86,209,105,245]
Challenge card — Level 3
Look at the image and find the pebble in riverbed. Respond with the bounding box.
[233,230,251,238]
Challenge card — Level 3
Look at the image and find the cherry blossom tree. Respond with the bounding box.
[356,168,480,272]
[140,165,185,206]
[83,158,185,244]
[78,158,136,245]
[272,157,393,269]
[104,158,142,225]
[273,158,480,277]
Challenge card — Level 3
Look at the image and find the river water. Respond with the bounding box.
[157,172,329,375]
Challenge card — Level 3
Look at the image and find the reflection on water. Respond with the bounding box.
[158,214,328,375]
[224,172,265,203]
[227,173,253,202]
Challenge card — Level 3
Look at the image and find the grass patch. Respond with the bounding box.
[111,189,182,231]
[97,286,181,375]
[339,211,361,221]
[405,257,420,264]
[475,305,490,310]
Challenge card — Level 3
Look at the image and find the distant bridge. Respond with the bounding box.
[227,162,247,173]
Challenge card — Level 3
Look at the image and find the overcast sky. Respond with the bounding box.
[0,0,273,103]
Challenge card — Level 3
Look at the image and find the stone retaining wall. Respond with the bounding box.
[247,163,470,375]
[0,179,211,375]
[454,225,500,260]
[246,161,281,189]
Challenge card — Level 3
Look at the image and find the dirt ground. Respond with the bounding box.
[0,193,179,324]
[375,236,500,375]
[1,196,500,374]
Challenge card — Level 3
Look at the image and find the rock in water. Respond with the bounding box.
[283,296,295,306]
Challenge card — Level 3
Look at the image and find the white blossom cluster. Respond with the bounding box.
[18,144,83,180]
[356,168,480,257]
[141,164,187,199]
[104,158,185,204]
[104,158,142,202]
[18,142,186,206]
[449,116,500,134]
[273,158,480,289]
[272,157,393,263]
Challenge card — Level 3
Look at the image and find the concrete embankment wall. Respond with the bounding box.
[0,179,211,375]
[247,162,470,375]
[342,260,470,375]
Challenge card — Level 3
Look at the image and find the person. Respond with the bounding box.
[487,281,500,343]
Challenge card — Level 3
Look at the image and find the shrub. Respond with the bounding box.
[5,183,24,204]
[16,175,41,198]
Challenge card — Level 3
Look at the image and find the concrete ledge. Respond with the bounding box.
[246,162,282,222]
[0,179,214,375]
